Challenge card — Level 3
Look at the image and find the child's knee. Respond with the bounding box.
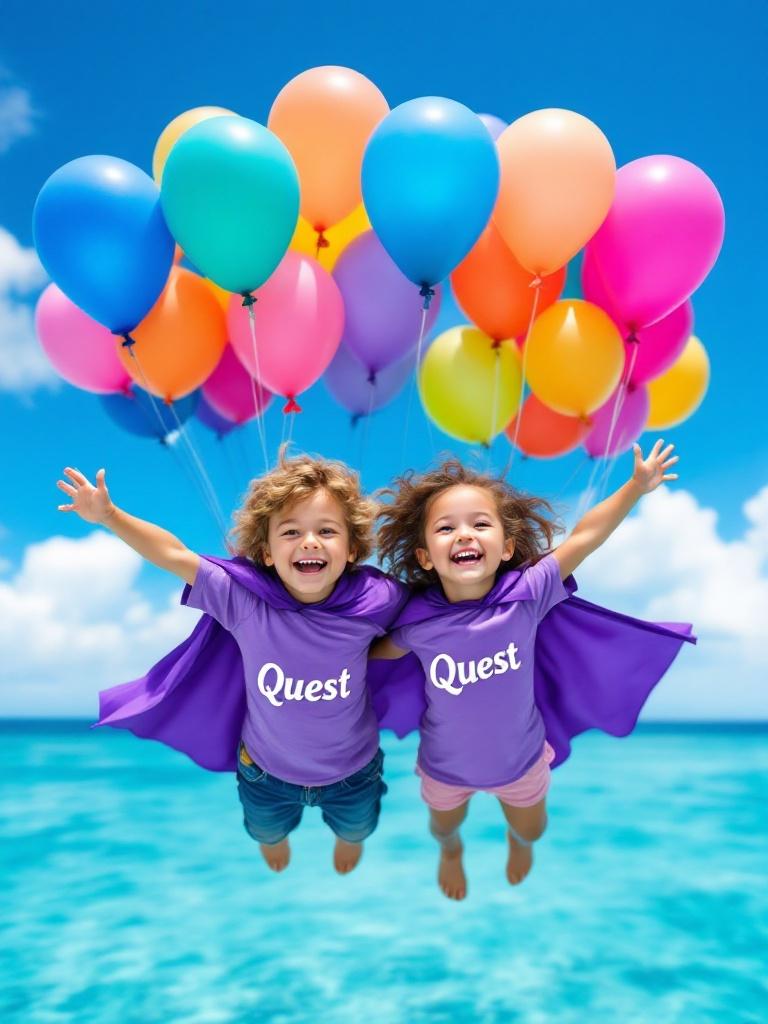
[510,813,548,844]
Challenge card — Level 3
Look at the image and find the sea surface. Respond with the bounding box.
[2,722,767,1024]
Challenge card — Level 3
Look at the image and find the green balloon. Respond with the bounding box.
[161,115,300,294]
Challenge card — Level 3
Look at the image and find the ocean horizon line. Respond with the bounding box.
[1,718,767,733]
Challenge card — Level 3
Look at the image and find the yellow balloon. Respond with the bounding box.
[290,204,370,270]
[646,335,709,429]
[153,106,235,184]
[525,299,624,417]
[419,326,523,445]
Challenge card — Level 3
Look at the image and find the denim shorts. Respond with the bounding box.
[235,745,388,846]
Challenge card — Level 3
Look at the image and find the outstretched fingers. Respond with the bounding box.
[56,479,78,498]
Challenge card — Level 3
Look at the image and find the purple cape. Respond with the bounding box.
[96,559,695,772]
[96,558,407,771]
[367,567,695,767]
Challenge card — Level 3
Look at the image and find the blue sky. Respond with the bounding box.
[0,0,766,718]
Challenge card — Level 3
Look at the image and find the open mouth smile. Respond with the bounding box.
[450,549,483,565]
[293,558,328,575]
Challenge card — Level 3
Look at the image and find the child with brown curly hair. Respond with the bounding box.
[57,448,406,875]
[373,441,681,900]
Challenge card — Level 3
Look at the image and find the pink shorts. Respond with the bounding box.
[417,742,555,811]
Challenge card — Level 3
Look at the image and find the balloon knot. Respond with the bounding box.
[283,396,302,414]
[627,331,639,344]
[316,230,330,250]
[367,370,377,385]
[491,339,502,350]
[529,275,542,289]
[350,413,361,429]
[241,293,257,308]
[419,284,435,310]
[115,331,136,348]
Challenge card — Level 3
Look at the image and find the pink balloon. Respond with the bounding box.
[35,283,132,394]
[584,385,649,458]
[586,156,724,329]
[202,344,271,424]
[582,252,694,385]
[228,252,344,411]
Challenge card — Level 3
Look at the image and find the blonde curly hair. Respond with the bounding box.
[377,459,561,587]
[231,445,375,566]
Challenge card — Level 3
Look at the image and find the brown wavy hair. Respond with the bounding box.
[377,459,560,586]
[231,445,375,566]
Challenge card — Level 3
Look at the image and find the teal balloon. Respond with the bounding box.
[161,116,300,294]
[362,97,499,288]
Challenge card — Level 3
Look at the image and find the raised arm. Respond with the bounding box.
[57,467,200,585]
[552,440,679,580]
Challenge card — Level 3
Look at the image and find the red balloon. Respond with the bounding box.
[506,393,590,458]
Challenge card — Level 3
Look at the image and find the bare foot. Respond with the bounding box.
[506,832,533,885]
[259,838,290,872]
[334,838,363,875]
[438,841,467,900]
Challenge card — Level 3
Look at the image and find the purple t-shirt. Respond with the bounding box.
[186,559,393,785]
[391,555,569,788]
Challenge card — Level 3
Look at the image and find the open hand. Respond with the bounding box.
[57,467,115,524]
[632,440,679,494]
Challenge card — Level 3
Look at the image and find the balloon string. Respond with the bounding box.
[124,342,228,541]
[487,346,502,471]
[359,373,377,479]
[503,277,542,479]
[243,298,270,473]
[400,295,433,468]
[287,407,297,446]
[593,336,640,502]
[164,398,230,541]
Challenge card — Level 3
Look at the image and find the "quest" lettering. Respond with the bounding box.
[429,643,522,696]
[256,662,352,708]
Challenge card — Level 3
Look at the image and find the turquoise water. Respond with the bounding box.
[2,723,767,1024]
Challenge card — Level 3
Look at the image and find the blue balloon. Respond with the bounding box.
[196,394,237,437]
[100,385,199,440]
[362,98,499,288]
[33,156,175,334]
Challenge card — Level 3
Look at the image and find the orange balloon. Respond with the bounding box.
[506,393,590,458]
[525,299,624,417]
[269,66,388,231]
[451,221,566,341]
[204,278,232,311]
[494,109,616,277]
[118,267,227,401]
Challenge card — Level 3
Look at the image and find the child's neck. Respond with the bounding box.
[439,574,497,604]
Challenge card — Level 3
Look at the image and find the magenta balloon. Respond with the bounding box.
[582,252,694,385]
[478,113,508,141]
[587,156,724,329]
[202,343,271,424]
[228,252,344,409]
[332,231,441,373]
[35,283,132,394]
[584,385,649,458]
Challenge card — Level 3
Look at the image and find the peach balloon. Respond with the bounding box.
[646,335,709,429]
[525,300,624,417]
[451,220,566,341]
[152,106,234,184]
[290,204,371,270]
[118,267,227,401]
[506,393,590,458]
[269,66,388,231]
[494,109,616,276]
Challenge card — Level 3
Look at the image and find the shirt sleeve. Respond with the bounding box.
[523,554,570,622]
[184,558,259,631]
[388,624,414,653]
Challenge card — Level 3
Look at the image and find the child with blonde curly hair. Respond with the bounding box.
[58,448,406,875]
[373,441,686,900]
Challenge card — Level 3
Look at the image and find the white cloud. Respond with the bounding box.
[0,84,35,152]
[0,532,196,717]
[0,226,54,392]
[575,485,768,720]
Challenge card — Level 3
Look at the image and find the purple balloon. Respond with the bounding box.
[478,113,508,141]
[196,394,237,437]
[333,231,441,374]
[585,386,649,458]
[323,340,413,419]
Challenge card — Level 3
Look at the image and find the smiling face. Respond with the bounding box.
[416,484,515,602]
[264,488,355,604]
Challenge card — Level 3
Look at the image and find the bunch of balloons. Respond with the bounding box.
[31,65,723,457]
